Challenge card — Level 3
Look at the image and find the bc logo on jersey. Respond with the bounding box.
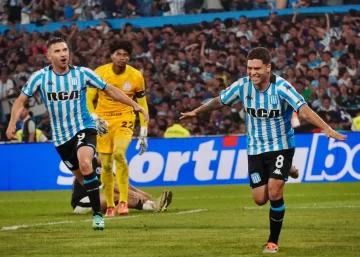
[71,78,78,86]
[270,95,278,105]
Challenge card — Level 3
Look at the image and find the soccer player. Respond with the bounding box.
[86,40,149,216]
[6,37,149,230]
[180,47,347,253]
[71,156,173,214]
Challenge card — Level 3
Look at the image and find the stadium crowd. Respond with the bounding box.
[1,0,346,26]
[0,5,360,142]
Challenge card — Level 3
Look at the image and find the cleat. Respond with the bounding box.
[92,215,104,230]
[153,191,168,212]
[118,202,129,215]
[289,165,299,179]
[161,190,173,212]
[263,243,278,253]
[105,207,116,217]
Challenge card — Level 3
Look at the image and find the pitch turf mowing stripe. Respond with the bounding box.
[1,209,207,231]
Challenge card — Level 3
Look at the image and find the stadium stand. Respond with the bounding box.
[0,2,359,141]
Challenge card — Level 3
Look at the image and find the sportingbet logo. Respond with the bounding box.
[57,134,360,186]
[304,134,360,181]
[128,139,249,183]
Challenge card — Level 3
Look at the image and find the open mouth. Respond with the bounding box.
[60,58,67,64]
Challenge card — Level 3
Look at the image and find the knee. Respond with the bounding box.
[79,159,92,174]
[254,197,268,206]
[101,159,112,172]
[268,187,283,201]
[113,147,126,162]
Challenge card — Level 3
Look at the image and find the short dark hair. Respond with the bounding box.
[46,37,66,49]
[247,47,271,65]
[109,39,133,55]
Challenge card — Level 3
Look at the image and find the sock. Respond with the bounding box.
[83,172,101,216]
[135,199,143,210]
[268,198,285,245]
[114,138,130,204]
[142,200,154,211]
[115,159,129,204]
[99,153,115,208]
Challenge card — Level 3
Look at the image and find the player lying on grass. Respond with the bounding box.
[71,156,173,214]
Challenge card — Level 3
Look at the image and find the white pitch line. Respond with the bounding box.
[243,205,360,210]
[1,193,360,203]
[175,193,360,200]
[1,209,207,231]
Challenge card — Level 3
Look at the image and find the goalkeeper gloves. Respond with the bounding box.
[91,113,109,136]
[135,126,148,155]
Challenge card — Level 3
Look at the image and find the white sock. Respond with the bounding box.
[142,200,154,211]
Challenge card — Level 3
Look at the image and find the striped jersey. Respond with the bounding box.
[220,74,306,155]
[21,65,107,146]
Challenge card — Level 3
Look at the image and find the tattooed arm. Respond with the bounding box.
[180,96,224,119]
[194,96,224,115]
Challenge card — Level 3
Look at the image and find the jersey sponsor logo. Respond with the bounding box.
[246,107,280,118]
[123,81,132,91]
[270,95,278,105]
[47,90,79,101]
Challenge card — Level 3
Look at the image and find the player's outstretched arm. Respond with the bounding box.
[104,85,149,123]
[6,94,28,140]
[298,105,347,140]
[181,96,224,119]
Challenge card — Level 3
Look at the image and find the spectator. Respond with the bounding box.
[19,104,36,143]
[351,110,360,131]
[37,112,52,140]
[164,112,190,138]
[91,4,107,20]
[0,9,359,140]
[0,72,15,100]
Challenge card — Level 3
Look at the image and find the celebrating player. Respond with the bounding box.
[71,156,173,214]
[86,39,149,216]
[180,47,347,253]
[6,37,149,230]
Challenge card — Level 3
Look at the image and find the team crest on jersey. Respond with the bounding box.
[123,81,132,91]
[270,95,278,105]
[71,78,78,86]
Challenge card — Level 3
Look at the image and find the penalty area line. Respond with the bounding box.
[1,209,207,231]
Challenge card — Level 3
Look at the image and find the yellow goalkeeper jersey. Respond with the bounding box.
[89,63,145,116]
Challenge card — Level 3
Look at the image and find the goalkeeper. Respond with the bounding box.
[87,39,149,216]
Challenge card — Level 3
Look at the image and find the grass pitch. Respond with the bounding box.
[0,183,359,257]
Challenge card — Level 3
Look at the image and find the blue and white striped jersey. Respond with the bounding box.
[21,65,107,146]
[220,74,306,155]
